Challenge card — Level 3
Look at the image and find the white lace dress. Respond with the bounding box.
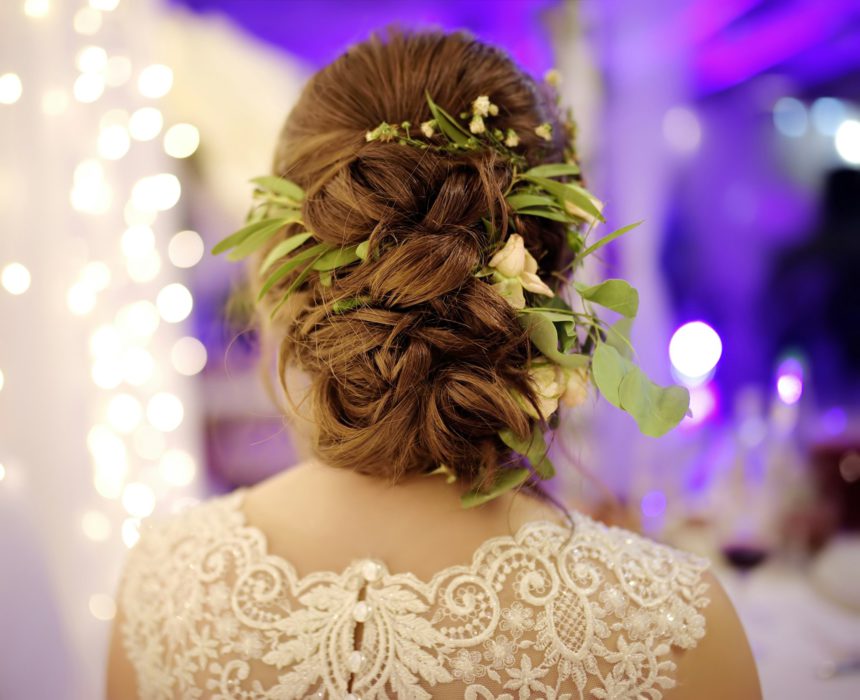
[117,488,711,699]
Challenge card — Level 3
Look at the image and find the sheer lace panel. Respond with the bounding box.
[118,488,711,699]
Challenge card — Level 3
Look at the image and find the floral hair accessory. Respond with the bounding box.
[212,72,690,508]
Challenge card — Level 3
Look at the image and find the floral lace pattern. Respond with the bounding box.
[119,488,711,699]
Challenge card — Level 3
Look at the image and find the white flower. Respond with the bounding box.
[420,119,436,137]
[469,115,486,134]
[488,234,554,308]
[544,68,562,87]
[564,193,604,226]
[488,103,499,116]
[504,128,520,147]
[535,122,553,141]
[472,95,491,117]
[527,363,563,420]
[489,233,527,277]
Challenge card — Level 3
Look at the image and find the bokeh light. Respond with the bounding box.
[0,73,24,105]
[835,119,860,165]
[159,448,197,487]
[171,336,207,376]
[773,97,807,137]
[669,321,723,385]
[137,64,173,99]
[146,392,184,431]
[163,123,200,159]
[168,230,204,268]
[2,262,32,295]
[122,481,155,517]
[128,107,163,141]
[156,282,193,322]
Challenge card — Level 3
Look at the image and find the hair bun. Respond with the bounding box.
[258,27,570,484]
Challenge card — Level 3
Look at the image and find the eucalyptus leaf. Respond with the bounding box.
[425,90,470,146]
[460,467,531,509]
[591,343,630,409]
[257,244,328,300]
[591,343,689,437]
[618,365,690,437]
[522,163,581,178]
[519,313,589,368]
[260,232,314,273]
[575,279,639,317]
[499,427,555,479]
[578,221,642,260]
[604,317,634,359]
[250,175,305,202]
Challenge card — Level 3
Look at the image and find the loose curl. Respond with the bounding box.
[250,26,574,492]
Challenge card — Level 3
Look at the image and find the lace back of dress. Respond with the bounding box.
[119,490,711,700]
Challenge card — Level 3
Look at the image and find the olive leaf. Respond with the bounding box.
[522,163,580,178]
[311,245,360,271]
[505,193,558,211]
[515,207,576,223]
[578,220,642,260]
[250,175,305,203]
[269,250,327,318]
[461,467,531,509]
[260,232,314,273]
[355,240,370,260]
[211,217,289,257]
[591,343,689,437]
[604,317,634,359]
[257,243,329,300]
[425,90,471,146]
[575,279,639,317]
[521,175,605,223]
[332,295,369,313]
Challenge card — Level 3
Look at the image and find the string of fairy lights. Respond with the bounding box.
[1,0,208,623]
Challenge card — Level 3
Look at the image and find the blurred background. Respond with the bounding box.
[1,0,859,698]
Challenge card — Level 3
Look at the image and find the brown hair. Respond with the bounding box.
[252,26,574,492]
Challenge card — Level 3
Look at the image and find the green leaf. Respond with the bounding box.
[318,269,332,287]
[211,217,286,256]
[499,427,555,479]
[425,90,471,146]
[518,308,575,322]
[505,193,559,211]
[591,343,690,437]
[578,221,642,259]
[522,163,581,178]
[575,279,639,317]
[618,366,690,437]
[257,244,328,300]
[226,217,298,261]
[332,295,369,313]
[355,240,370,261]
[515,207,576,223]
[260,232,314,273]
[269,251,326,318]
[250,175,305,202]
[522,175,605,223]
[519,313,589,368]
[311,245,360,271]
[604,317,634,359]
[460,467,531,509]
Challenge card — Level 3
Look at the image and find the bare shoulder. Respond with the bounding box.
[667,569,762,700]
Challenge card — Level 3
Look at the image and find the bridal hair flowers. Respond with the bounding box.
[212,72,690,508]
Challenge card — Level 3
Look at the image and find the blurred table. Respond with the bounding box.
[715,562,860,700]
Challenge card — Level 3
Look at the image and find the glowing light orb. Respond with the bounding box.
[89,593,116,621]
[131,173,180,211]
[669,321,722,384]
[107,393,143,434]
[159,448,197,487]
[171,336,207,376]
[773,97,807,137]
[128,107,163,141]
[81,510,111,541]
[0,73,23,104]
[835,119,860,165]
[156,282,193,323]
[137,64,173,99]
[2,262,31,295]
[164,123,200,159]
[147,392,184,432]
[122,482,155,517]
[168,230,204,268]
